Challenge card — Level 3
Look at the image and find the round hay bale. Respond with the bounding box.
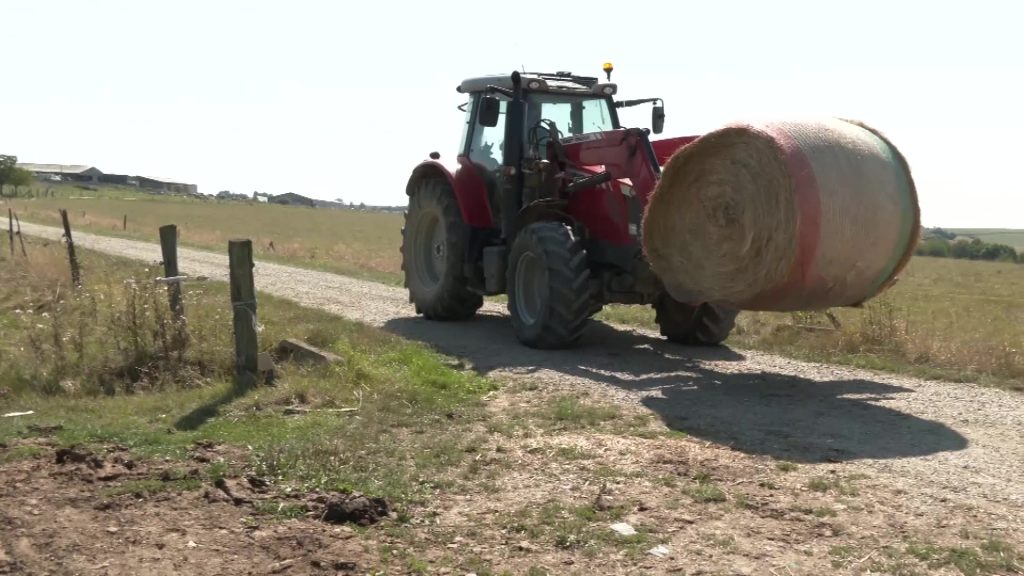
[641,118,920,311]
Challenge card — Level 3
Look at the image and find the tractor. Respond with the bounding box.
[401,64,738,349]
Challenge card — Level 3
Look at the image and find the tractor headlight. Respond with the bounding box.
[593,83,617,96]
[526,79,547,91]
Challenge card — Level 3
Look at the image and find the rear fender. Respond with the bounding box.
[406,159,493,228]
[406,160,456,196]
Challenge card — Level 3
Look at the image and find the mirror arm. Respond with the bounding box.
[615,97,662,109]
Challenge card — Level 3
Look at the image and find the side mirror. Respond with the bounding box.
[652,104,665,134]
[479,96,501,127]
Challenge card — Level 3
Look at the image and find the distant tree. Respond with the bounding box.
[979,242,1018,262]
[9,167,32,195]
[916,238,951,258]
[0,154,18,196]
[929,227,958,241]
[949,238,973,259]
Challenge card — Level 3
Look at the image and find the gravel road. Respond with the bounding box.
[6,219,1023,521]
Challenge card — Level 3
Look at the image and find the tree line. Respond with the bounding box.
[917,228,1020,263]
[0,154,34,196]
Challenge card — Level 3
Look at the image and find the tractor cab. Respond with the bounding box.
[457,68,664,172]
[454,68,666,240]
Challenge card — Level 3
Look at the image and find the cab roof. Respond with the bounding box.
[456,71,615,96]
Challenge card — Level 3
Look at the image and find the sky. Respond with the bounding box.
[1,0,1021,228]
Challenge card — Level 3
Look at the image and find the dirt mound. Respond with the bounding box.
[55,446,136,482]
[317,493,391,526]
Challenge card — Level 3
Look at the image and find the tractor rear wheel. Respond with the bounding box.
[507,222,595,349]
[654,295,738,346]
[401,180,482,320]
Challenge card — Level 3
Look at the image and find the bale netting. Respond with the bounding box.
[642,118,920,312]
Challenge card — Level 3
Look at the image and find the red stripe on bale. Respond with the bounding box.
[743,124,824,310]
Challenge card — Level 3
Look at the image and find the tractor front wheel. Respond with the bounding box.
[507,222,595,349]
[401,180,482,320]
[654,295,738,346]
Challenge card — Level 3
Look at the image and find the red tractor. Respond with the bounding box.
[401,65,738,349]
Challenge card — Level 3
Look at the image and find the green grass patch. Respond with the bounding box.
[252,500,310,520]
[686,472,727,503]
[101,477,202,498]
[0,444,45,464]
[502,500,656,557]
[807,474,864,497]
[0,241,497,505]
[904,538,1021,576]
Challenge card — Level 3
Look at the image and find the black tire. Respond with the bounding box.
[401,179,482,320]
[507,222,595,349]
[654,295,738,346]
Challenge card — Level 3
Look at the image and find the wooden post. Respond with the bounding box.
[159,225,184,318]
[14,213,26,258]
[7,209,12,258]
[229,239,258,387]
[59,209,81,288]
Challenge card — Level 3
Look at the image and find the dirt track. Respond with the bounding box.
[5,221,1024,530]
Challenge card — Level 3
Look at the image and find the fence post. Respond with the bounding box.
[59,208,81,288]
[123,214,127,231]
[14,213,26,259]
[159,224,186,349]
[229,239,258,387]
[7,209,12,258]
[159,225,184,318]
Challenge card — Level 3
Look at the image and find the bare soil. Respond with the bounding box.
[0,440,374,576]
[3,220,1023,575]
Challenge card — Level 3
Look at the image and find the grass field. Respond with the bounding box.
[5,185,1023,389]
[6,185,404,285]
[2,239,1020,574]
[949,228,1024,250]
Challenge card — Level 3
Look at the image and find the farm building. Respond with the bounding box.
[99,173,139,186]
[269,192,316,207]
[138,175,198,195]
[17,163,103,183]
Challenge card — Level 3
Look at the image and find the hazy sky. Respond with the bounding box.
[2,0,1021,228]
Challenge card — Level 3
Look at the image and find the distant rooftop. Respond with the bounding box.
[17,163,101,174]
[138,175,190,185]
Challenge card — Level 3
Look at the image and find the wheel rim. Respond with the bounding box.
[413,212,445,289]
[514,251,546,325]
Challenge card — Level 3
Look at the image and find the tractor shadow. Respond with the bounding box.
[383,312,968,463]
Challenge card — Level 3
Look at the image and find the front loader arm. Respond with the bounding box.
[559,128,661,204]
[553,128,664,249]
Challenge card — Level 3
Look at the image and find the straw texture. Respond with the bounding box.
[641,118,920,311]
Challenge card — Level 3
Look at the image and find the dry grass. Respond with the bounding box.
[8,188,403,285]
[598,256,1024,389]
[8,187,1023,389]
[0,237,234,395]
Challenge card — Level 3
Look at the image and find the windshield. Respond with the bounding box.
[526,93,616,138]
